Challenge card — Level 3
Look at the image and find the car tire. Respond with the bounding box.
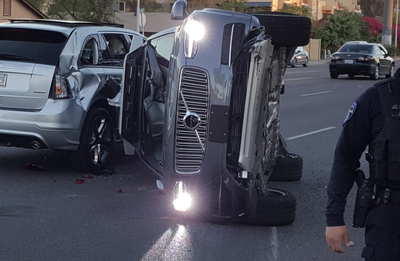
[253,12,311,47]
[302,58,308,67]
[291,59,296,67]
[248,188,296,226]
[386,63,395,78]
[269,153,303,182]
[330,72,339,79]
[370,65,380,80]
[71,107,115,173]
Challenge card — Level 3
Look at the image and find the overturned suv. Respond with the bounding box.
[119,1,311,225]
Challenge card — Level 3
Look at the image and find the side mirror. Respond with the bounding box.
[171,0,188,20]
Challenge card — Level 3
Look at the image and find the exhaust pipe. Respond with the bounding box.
[31,140,42,149]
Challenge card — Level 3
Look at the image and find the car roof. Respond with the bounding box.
[0,19,131,36]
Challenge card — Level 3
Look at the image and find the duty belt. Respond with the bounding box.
[376,187,400,205]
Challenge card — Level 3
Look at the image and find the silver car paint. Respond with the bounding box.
[0,23,142,150]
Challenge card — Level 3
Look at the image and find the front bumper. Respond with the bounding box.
[0,98,85,150]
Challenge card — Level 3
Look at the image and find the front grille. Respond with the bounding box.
[175,67,209,174]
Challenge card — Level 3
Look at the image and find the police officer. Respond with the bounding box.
[325,68,400,260]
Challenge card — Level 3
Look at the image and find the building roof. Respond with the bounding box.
[113,12,182,34]
[20,0,48,19]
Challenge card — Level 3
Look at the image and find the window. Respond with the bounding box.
[105,35,127,59]
[3,0,11,16]
[151,33,174,60]
[0,28,67,65]
[79,37,100,66]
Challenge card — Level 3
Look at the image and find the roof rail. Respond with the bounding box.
[9,19,124,28]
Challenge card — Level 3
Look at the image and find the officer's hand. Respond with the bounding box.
[326,226,351,253]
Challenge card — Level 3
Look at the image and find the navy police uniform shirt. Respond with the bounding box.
[326,86,384,226]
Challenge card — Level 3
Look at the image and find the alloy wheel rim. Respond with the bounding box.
[89,116,111,165]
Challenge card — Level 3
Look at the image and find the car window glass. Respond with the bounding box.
[0,28,67,66]
[152,34,174,60]
[104,34,128,59]
[149,38,159,49]
[79,37,100,67]
[339,44,372,53]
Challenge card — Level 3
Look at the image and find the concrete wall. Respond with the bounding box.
[303,38,321,60]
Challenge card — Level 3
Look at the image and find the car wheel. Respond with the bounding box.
[248,188,296,226]
[71,107,115,173]
[302,58,308,67]
[254,13,311,47]
[330,71,339,79]
[370,65,380,80]
[291,59,296,67]
[386,64,395,78]
[269,153,303,182]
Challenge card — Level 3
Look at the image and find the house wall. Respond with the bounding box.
[303,38,321,60]
[1,0,43,23]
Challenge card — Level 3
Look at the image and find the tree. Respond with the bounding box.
[359,0,384,18]
[311,21,336,50]
[312,10,372,51]
[46,0,115,22]
[218,0,250,12]
[124,1,164,12]
[278,4,311,18]
[361,17,382,42]
[186,0,224,12]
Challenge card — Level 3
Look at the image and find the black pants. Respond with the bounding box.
[362,202,400,260]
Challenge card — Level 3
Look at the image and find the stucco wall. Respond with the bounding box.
[1,0,43,23]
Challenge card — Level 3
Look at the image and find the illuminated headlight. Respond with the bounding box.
[173,181,192,212]
[184,19,205,58]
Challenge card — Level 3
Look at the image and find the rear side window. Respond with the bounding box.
[0,28,68,65]
[339,44,373,54]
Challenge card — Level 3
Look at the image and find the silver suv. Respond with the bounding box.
[0,19,144,172]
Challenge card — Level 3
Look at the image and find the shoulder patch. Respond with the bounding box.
[343,102,357,125]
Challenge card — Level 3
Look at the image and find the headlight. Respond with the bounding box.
[173,181,192,212]
[184,19,205,58]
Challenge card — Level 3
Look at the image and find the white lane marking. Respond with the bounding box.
[286,127,336,140]
[284,76,327,81]
[286,70,319,74]
[271,227,278,260]
[301,90,332,97]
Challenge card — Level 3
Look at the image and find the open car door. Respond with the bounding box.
[120,41,169,178]
[119,44,145,155]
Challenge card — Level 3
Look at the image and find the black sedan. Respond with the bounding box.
[329,42,395,80]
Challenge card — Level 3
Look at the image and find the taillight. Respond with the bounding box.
[358,56,372,61]
[50,74,71,99]
[331,56,341,60]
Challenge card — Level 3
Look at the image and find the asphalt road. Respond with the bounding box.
[1,60,398,261]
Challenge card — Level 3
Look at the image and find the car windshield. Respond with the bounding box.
[338,44,373,54]
[0,28,68,66]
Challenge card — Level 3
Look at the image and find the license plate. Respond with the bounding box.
[0,73,7,87]
[344,60,353,64]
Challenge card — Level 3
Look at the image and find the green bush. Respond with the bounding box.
[383,45,400,56]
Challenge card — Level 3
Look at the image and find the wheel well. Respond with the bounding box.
[87,100,119,127]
